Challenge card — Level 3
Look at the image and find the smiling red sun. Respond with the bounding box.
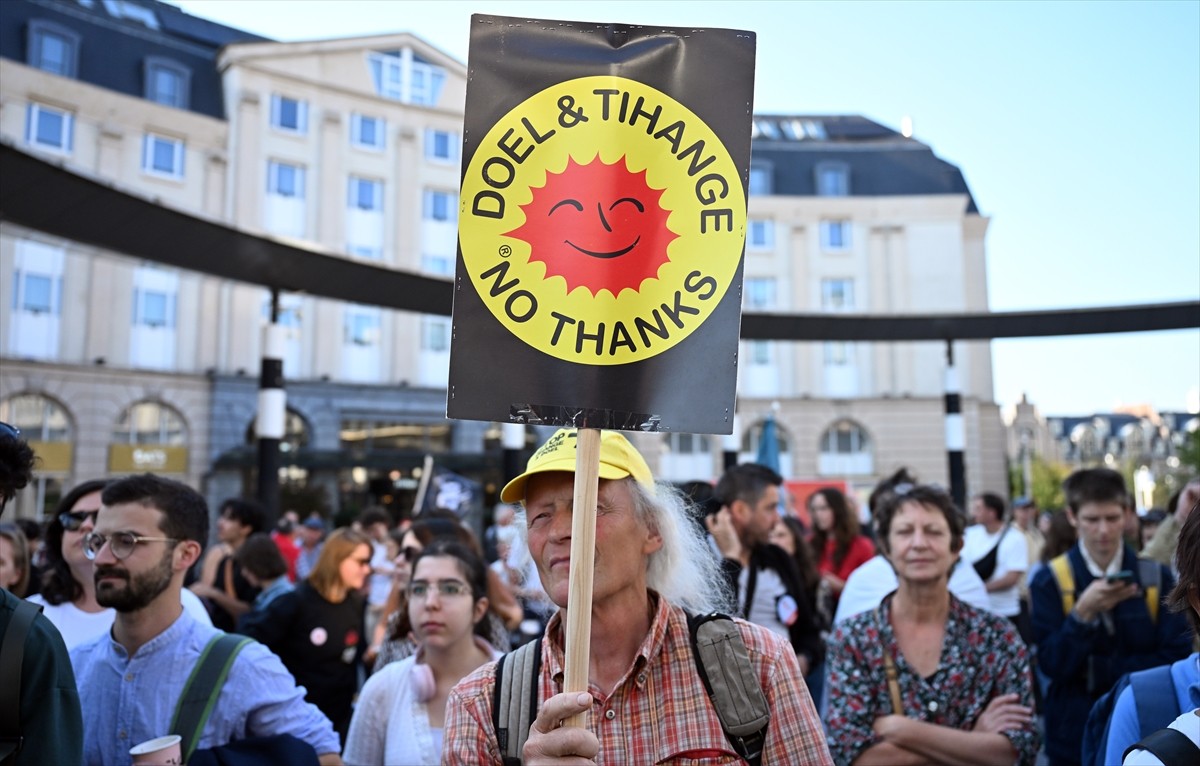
[506,155,678,297]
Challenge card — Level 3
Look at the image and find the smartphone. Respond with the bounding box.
[1106,570,1135,585]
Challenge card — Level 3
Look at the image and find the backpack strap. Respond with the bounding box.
[491,638,542,766]
[687,612,770,766]
[1122,727,1200,766]
[1130,665,1178,738]
[1049,553,1076,616]
[0,598,42,761]
[1136,557,1161,623]
[171,633,252,763]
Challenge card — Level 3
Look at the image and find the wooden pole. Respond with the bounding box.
[562,427,601,728]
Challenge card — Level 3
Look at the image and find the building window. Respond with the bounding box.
[744,277,776,310]
[425,129,458,162]
[815,162,850,196]
[113,401,186,446]
[748,162,773,196]
[818,420,872,476]
[423,189,457,221]
[748,340,771,365]
[1,394,71,442]
[740,420,791,454]
[270,94,308,134]
[824,342,851,366]
[27,20,80,78]
[144,57,190,109]
[24,103,73,154]
[348,176,383,211]
[422,254,453,276]
[344,307,381,346]
[368,50,446,106]
[142,133,184,178]
[821,278,855,312]
[102,0,161,29]
[340,420,452,452]
[350,113,385,150]
[663,432,711,455]
[348,245,382,261]
[422,317,450,351]
[132,287,174,328]
[820,219,851,251]
[267,160,305,198]
[747,219,774,250]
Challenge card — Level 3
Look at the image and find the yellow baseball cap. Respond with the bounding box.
[500,428,655,503]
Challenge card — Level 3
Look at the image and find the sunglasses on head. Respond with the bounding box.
[59,509,100,532]
[0,422,20,439]
[402,545,422,563]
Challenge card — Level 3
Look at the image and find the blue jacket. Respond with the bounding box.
[1030,543,1192,765]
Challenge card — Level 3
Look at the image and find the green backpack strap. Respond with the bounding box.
[171,633,252,762]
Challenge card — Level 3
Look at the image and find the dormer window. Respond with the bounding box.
[144,57,190,109]
[27,20,80,78]
[816,162,850,196]
[368,50,446,106]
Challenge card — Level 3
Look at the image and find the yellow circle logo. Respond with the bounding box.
[460,76,745,366]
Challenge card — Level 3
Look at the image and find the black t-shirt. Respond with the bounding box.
[238,581,364,740]
[207,555,260,632]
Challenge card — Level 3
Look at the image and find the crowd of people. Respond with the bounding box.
[1,421,1197,766]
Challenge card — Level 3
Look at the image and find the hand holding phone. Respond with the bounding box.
[1106,570,1135,585]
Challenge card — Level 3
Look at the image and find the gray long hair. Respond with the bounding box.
[515,477,733,616]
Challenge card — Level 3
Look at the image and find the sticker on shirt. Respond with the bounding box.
[341,629,360,663]
[776,594,799,627]
[309,627,328,646]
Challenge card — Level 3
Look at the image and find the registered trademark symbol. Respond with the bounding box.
[498,244,512,257]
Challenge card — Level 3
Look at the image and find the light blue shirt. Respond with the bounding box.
[70,608,340,765]
[1104,652,1200,765]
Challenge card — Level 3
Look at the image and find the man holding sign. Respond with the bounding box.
[443,429,831,764]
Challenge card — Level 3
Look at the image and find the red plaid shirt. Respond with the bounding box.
[443,592,832,765]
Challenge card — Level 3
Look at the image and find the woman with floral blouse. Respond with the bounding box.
[826,483,1040,766]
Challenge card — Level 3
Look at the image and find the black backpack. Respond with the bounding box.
[491,612,771,765]
[0,599,40,765]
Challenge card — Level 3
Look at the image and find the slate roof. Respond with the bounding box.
[750,114,980,213]
[0,0,269,119]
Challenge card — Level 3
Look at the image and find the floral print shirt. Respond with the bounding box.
[827,591,1039,766]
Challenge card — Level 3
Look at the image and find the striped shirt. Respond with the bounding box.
[443,591,832,765]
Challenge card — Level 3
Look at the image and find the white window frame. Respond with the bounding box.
[821,278,855,312]
[421,316,450,352]
[424,128,459,163]
[267,160,306,199]
[347,176,383,211]
[132,287,175,329]
[25,103,74,154]
[409,60,446,106]
[744,277,776,310]
[270,94,308,135]
[344,307,381,347]
[748,340,771,366]
[423,189,457,222]
[350,113,385,150]
[141,133,185,179]
[421,254,453,276]
[747,219,774,250]
[820,219,851,251]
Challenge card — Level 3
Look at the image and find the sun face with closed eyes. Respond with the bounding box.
[506,155,678,298]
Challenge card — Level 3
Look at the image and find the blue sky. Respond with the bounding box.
[169,0,1200,416]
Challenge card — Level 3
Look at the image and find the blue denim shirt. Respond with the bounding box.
[70,608,340,765]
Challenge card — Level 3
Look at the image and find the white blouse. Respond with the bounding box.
[343,640,501,766]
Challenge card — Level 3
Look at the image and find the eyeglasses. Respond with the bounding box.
[59,509,100,532]
[408,580,471,600]
[83,531,178,560]
[402,546,421,563]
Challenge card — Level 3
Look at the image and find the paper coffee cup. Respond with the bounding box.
[129,734,183,765]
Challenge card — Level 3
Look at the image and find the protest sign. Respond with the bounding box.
[448,14,756,435]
